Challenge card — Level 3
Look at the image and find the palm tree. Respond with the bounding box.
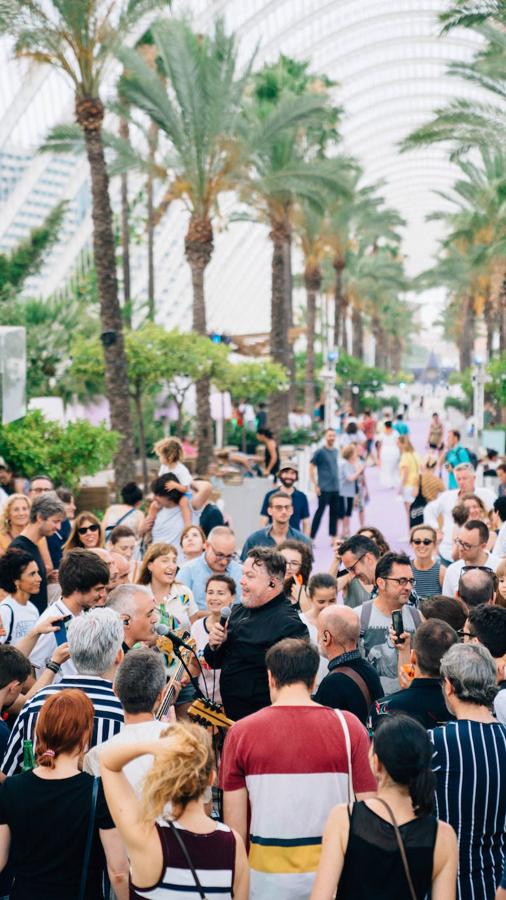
[293,202,326,415]
[0,0,171,485]
[238,99,351,432]
[117,18,254,472]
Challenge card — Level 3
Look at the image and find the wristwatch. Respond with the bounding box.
[45,658,61,674]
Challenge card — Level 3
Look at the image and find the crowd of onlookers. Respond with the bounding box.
[0,412,502,899]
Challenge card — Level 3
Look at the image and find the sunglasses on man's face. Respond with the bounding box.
[412,538,433,546]
[78,523,100,535]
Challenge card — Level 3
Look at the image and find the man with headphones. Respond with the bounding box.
[204,546,309,720]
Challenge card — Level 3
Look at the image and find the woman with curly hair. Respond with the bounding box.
[100,721,248,899]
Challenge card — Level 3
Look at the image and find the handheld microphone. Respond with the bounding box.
[154,623,192,651]
[219,606,232,628]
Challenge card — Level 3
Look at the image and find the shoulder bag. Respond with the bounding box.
[78,776,99,900]
[373,798,418,900]
[335,708,355,805]
[168,821,209,900]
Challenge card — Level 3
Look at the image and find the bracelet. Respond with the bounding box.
[45,659,61,674]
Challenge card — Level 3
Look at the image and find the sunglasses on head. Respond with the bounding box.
[78,523,100,535]
[412,538,433,546]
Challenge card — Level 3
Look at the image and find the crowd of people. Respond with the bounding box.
[0,414,503,899]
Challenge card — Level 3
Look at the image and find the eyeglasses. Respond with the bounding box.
[458,629,476,641]
[284,560,301,569]
[78,523,100,535]
[346,553,366,574]
[412,538,433,546]
[271,505,292,512]
[461,565,493,574]
[208,545,237,562]
[456,538,480,552]
[384,577,416,587]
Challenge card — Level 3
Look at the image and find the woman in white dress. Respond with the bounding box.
[378,420,400,488]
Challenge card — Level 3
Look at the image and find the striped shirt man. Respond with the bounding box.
[220,705,375,900]
[1,675,124,776]
[431,720,506,900]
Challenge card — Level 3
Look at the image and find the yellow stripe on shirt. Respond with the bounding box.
[249,840,322,874]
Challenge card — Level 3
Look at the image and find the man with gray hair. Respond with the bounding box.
[1,608,125,776]
[178,525,243,610]
[10,492,66,613]
[84,648,169,794]
[314,605,382,724]
[106,583,158,653]
[430,643,506,900]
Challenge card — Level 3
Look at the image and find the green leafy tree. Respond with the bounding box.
[0,0,174,486]
[70,325,230,485]
[216,360,289,404]
[0,410,118,489]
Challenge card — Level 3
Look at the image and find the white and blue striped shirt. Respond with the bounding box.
[431,720,506,900]
[1,675,124,776]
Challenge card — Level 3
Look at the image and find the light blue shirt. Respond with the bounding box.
[177,554,243,610]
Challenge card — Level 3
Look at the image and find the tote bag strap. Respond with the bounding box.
[373,798,418,900]
[335,708,354,805]
[168,821,208,900]
[78,776,99,900]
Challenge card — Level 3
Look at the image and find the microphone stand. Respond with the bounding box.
[173,645,210,702]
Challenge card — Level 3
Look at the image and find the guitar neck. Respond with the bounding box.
[157,658,186,721]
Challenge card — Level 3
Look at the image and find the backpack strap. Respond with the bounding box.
[360,600,373,635]
[1,602,14,645]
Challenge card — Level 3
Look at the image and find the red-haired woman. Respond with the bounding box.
[0,689,128,900]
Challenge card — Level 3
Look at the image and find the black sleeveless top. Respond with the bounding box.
[336,802,437,900]
[265,441,280,478]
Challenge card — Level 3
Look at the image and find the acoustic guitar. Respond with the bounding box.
[188,697,234,731]
[156,632,196,721]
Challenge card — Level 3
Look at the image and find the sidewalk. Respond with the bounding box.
[311,417,429,572]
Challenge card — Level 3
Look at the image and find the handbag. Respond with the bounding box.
[373,798,418,900]
[409,476,427,528]
[78,776,99,900]
[168,820,209,900]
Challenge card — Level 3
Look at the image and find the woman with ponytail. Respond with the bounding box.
[311,714,457,900]
[100,721,249,899]
[0,689,128,899]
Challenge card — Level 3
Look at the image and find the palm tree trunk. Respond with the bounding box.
[269,218,291,436]
[185,215,214,474]
[341,295,349,354]
[134,387,148,493]
[459,295,475,370]
[76,97,135,487]
[351,305,364,360]
[285,230,295,412]
[391,336,402,374]
[146,122,158,321]
[119,117,131,328]
[333,256,345,348]
[304,266,321,416]
[483,291,495,360]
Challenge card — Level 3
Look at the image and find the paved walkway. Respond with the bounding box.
[312,416,429,572]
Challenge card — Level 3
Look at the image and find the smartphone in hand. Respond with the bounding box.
[391,609,405,645]
[54,614,72,647]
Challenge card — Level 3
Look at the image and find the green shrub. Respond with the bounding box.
[0,410,119,489]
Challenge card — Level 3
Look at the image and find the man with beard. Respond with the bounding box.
[260,463,310,535]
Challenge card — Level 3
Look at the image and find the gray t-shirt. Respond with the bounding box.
[311,447,339,492]
[354,602,419,694]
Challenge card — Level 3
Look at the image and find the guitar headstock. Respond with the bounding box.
[188,698,234,730]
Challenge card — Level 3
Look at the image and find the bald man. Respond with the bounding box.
[314,605,383,724]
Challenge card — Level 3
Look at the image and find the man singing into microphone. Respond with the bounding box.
[204,547,309,720]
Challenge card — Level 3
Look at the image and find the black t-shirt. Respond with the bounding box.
[199,503,224,537]
[314,656,383,724]
[0,771,114,900]
[9,536,47,613]
[369,678,454,731]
